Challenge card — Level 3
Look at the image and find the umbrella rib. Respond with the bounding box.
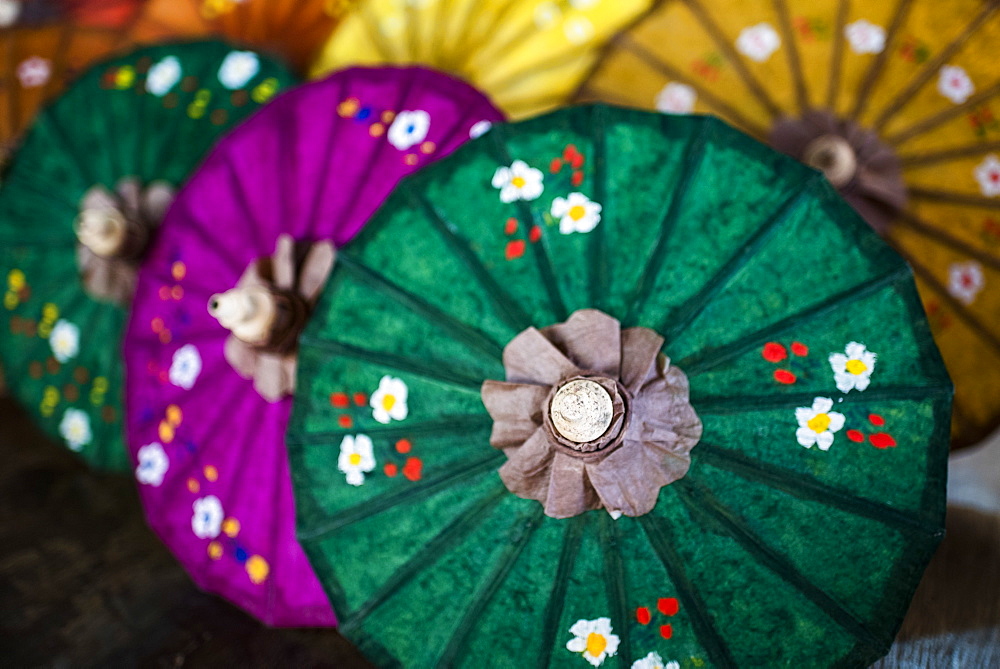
[297,451,504,540]
[337,483,509,633]
[404,186,534,332]
[489,125,569,321]
[847,0,915,122]
[908,186,1000,210]
[824,0,849,110]
[598,513,632,664]
[675,479,888,652]
[436,506,546,666]
[891,209,1000,271]
[295,337,486,391]
[609,33,769,140]
[679,0,782,119]
[337,254,506,362]
[625,119,711,325]
[898,139,1000,167]
[694,442,944,536]
[678,264,910,375]
[691,385,952,414]
[773,0,808,114]
[535,515,587,669]
[588,104,610,309]
[662,183,815,342]
[884,79,1000,146]
[639,513,738,668]
[872,1,1000,133]
[286,414,493,447]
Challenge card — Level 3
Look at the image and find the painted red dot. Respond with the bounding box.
[868,414,885,426]
[791,342,809,356]
[395,439,412,454]
[330,392,349,407]
[504,217,518,235]
[659,624,673,639]
[571,171,584,186]
[505,240,526,260]
[403,457,423,481]
[563,144,579,162]
[657,597,679,616]
[773,369,796,384]
[870,433,897,449]
[384,463,398,477]
[762,342,787,362]
[338,415,353,428]
[549,158,563,173]
[636,607,651,625]
[846,429,864,443]
[353,392,367,406]
[529,226,542,243]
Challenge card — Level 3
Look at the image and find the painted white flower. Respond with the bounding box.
[0,0,22,27]
[169,344,202,390]
[534,1,560,28]
[338,434,376,486]
[795,397,845,451]
[938,65,974,104]
[566,617,620,666]
[655,82,697,114]
[948,261,985,305]
[370,375,409,424]
[829,342,877,393]
[388,110,431,151]
[59,408,91,451]
[974,154,1000,197]
[551,192,603,234]
[736,23,780,62]
[493,160,544,202]
[218,50,259,89]
[136,442,169,486]
[49,319,80,362]
[844,20,886,54]
[469,119,493,139]
[564,16,595,45]
[631,653,679,669]
[192,495,224,539]
[17,56,51,88]
[145,56,182,96]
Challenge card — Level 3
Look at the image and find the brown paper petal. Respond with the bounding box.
[273,234,296,291]
[499,427,555,485]
[481,380,550,448]
[502,327,580,385]
[298,241,337,302]
[619,327,666,394]
[587,440,673,517]
[541,309,621,376]
[141,181,175,223]
[542,453,598,519]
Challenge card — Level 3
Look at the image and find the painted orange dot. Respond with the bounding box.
[231,90,248,106]
[46,357,60,374]
[187,478,200,493]
[338,415,353,428]
[419,141,436,154]
[659,624,673,639]
[207,541,223,559]
[74,367,89,384]
[395,439,412,454]
[204,465,219,482]
[353,392,367,406]
[158,371,169,383]
[29,361,43,378]
[163,93,178,108]
[636,607,651,625]
[404,154,418,166]
[210,109,228,125]
[337,97,360,117]
[102,406,116,423]
[151,317,164,333]
[369,123,385,137]
[171,286,184,300]
[868,414,885,426]
[657,597,679,616]
[222,517,240,537]
[384,463,398,477]
[847,429,864,443]
[773,369,796,384]
[791,342,809,356]
[63,385,79,402]
[330,392,349,407]
[166,404,182,426]
[158,286,171,300]
[159,330,172,344]
[381,110,395,123]
[158,420,175,443]
[246,555,269,584]
[171,261,186,281]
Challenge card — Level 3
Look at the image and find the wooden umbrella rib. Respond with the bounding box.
[691,385,952,414]
[773,0,808,113]
[679,0,782,119]
[848,0,915,122]
[899,139,1000,166]
[892,209,1000,270]
[885,79,1000,146]
[825,0,849,110]
[598,514,632,665]
[909,186,1000,209]
[872,1,1000,132]
[587,104,610,310]
[285,414,493,446]
[535,516,586,669]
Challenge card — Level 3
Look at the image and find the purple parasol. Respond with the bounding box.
[121,66,503,626]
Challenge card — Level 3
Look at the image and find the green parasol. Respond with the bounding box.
[0,41,295,470]
[287,106,951,667]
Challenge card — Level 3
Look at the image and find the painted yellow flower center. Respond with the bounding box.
[586,633,607,657]
[349,453,362,466]
[845,359,867,375]
[245,555,270,584]
[569,205,586,220]
[511,176,526,188]
[382,394,397,411]
[808,413,831,433]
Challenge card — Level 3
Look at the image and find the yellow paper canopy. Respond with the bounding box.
[311,0,654,120]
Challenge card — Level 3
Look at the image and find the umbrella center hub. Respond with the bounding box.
[550,379,615,445]
[75,207,129,258]
[803,134,857,188]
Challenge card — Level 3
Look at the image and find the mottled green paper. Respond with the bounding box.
[0,41,295,471]
[287,107,951,668]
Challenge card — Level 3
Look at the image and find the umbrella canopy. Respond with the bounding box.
[121,66,502,626]
[130,0,346,74]
[580,0,1000,449]
[0,41,295,470]
[286,106,952,667]
[0,0,141,28]
[310,0,654,120]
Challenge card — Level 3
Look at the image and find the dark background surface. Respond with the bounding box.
[1,396,997,668]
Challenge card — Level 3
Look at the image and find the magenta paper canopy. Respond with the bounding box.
[122,66,503,627]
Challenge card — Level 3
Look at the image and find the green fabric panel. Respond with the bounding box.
[0,41,296,470]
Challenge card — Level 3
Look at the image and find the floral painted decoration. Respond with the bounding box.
[59,408,92,451]
[169,344,202,390]
[370,375,409,424]
[795,397,845,450]
[146,56,182,97]
[631,652,679,669]
[192,495,225,539]
[937,65,974,104]
[735,23,780,62]
[0,0,20,27]
[566,617,620,666]
[338,434,376,486]
[948,261,985,305]
[844,20,886,55]
[551,192,603,234]
[493,160,545,202]
[17,56,51,88]
[218,51,260,90]
[136,442,169,486]
[829,342,877,393]
[49,319,80,362]
[974,154,1000,197]
[387,110,430,151]
[655,82,697,114]
[469,120,493,139]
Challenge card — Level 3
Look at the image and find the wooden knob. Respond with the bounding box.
[208,286,278,346]
[803,134,857,188]
[550,379,614,444]
[74,208,127,258]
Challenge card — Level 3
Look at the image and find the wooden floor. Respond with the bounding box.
[1,396,997,667]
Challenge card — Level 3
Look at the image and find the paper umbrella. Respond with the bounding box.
[122,66,502,626]
[0,42,295,470]
[580,0,1000,448]
[286,106,952,667]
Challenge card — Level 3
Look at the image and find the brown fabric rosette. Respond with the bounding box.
[76,178,174,305]
[222,234,335,403]
[481,309,702,519]
[769,109,907,234]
